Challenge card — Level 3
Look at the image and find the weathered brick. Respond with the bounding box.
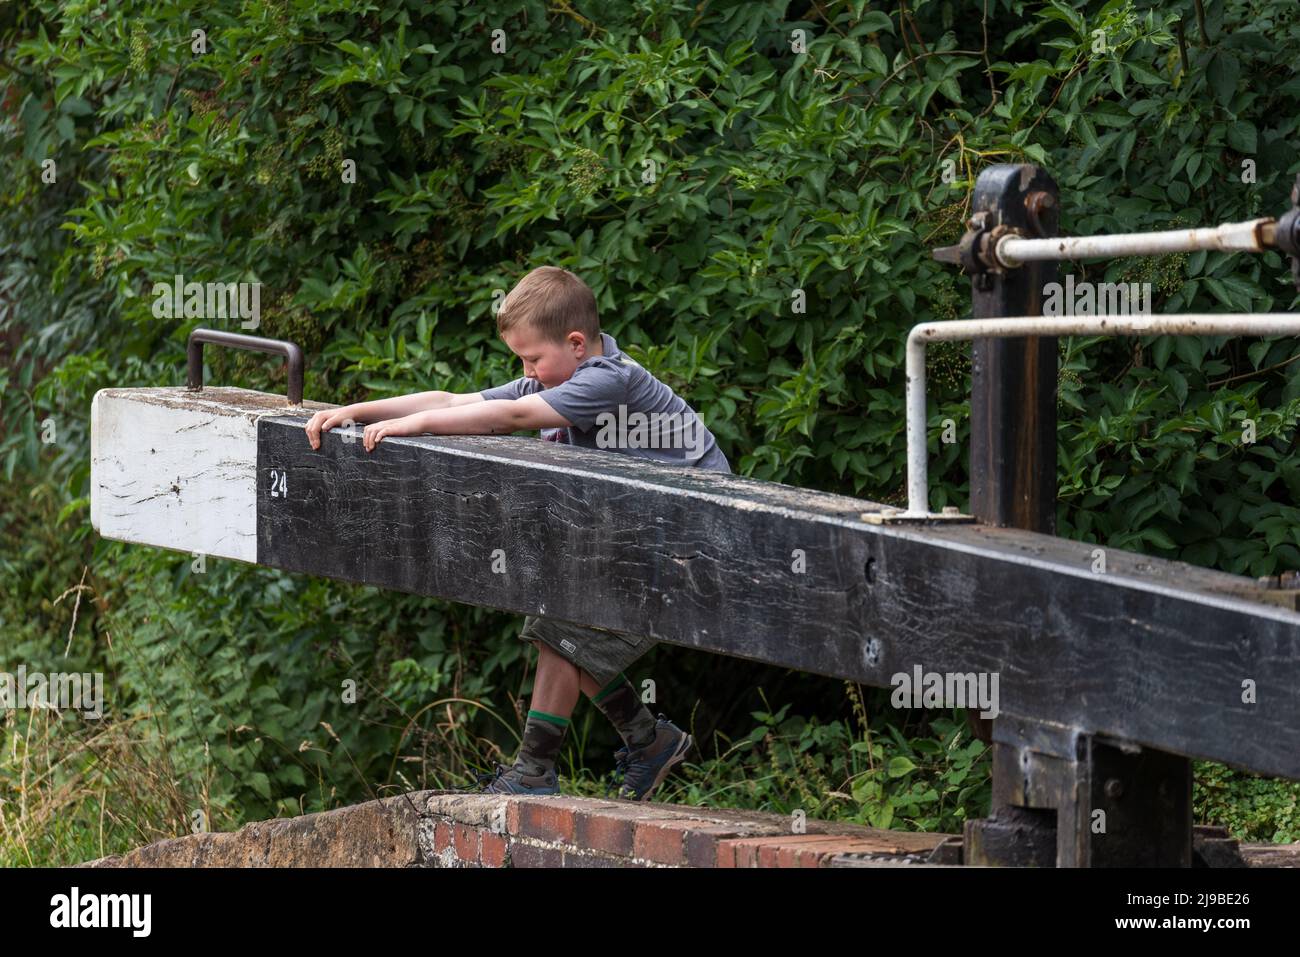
[510,843,565,868]
[423,792,511,830]
[721,837,769,868]
[683,824,761,868]
[517,801,577,843]
[561,849,636,868]
[454,823,481,863]
[481,830,508,867]
[575,810,635,857]
[573,801,700,829]
[632,819,689,865]
[759,836,846,868]
[634,819,749,867]
[433,820,453,855]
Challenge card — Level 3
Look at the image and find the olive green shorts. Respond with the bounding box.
[518,614,657,688]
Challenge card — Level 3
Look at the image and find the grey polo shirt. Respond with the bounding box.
[479,332,731,473]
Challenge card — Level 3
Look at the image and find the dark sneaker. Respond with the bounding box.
[609,715,693,801]
[474,761,560,795]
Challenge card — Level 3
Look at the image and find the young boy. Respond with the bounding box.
[303,266,731,800]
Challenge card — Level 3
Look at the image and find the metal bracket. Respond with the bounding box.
[1248,570,1300,611]
[861,505,977,525]
[947,173,1300,288]
[932,212,1021,291]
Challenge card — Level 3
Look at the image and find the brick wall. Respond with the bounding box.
[81,791,1297,868]
[418,793,949,868]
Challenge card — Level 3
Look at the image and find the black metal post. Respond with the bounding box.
[968,164,1059,532]
[949,165,1193,866]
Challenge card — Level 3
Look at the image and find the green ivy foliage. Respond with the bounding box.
[3,0,1300,853]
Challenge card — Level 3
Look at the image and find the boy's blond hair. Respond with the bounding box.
[496,266,600,346]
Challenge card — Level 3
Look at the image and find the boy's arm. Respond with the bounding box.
[348,389,481,422]
[305,390,481,450]
[361,394,570,451]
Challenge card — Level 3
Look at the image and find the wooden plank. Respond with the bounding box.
[90,386,331,561]
[256,418,1300,780]
[89,388,1300,779]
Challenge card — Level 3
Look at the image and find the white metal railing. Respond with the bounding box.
[904,313,1300,518]
[995,219,1277,266]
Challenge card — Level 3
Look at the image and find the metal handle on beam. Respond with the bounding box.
[186,328,305,406]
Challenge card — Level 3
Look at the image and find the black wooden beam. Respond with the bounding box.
[257,417,1300,781]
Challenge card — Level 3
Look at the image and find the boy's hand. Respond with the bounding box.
[362,416,420,452]
[305,408,357,450]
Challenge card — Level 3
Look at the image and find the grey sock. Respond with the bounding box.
[516,709,568,775]
[591,674,658,748]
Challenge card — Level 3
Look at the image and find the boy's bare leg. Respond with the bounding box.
[528,641,601,715]
[533,637,658,750]
[511,642,658,780]
[503,637,685,799]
